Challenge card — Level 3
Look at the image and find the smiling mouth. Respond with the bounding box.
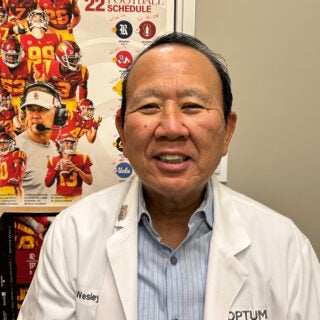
[157,154,188,163]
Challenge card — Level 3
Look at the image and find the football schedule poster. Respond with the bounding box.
[0,0,176,207]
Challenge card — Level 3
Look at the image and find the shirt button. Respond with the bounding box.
[170,255,177,265]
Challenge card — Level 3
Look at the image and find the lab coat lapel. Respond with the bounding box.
[204,177,251,319]
[106,219,137,320]
[95,177,140,320]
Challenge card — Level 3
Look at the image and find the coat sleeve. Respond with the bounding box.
[17,213,77,320]
[288,238,320,319]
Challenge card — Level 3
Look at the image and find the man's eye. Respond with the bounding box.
[182,103,204,112]
[139,104,159,113]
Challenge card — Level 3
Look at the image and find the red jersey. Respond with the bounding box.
[37,0,78,30]
[18,32,60,66]
[0,58,34,97]
[0,108,17,136]
[59,110,98,141]
[45,153,92,196]
[0,22,17,47]
[0,108,17,121]
[3,0,37,20]
[0,149,27,187]
[44,59,88,100]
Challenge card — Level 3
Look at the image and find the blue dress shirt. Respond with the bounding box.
[138,180,214,320]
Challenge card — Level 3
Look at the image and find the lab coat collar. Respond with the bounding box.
[96,176,140,320]
[204,175,251,319]
[211,175,251,255]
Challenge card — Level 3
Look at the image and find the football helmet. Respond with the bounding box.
[78,99,94,120]
[1,38,24,68]
[0,88,12,110]
[0,132,15,155]
[27,10,49,31]
[56,133,77,155]
[55,40,81,71]
[0,8,8,26]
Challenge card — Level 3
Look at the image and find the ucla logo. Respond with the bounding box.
[115,162,132,179]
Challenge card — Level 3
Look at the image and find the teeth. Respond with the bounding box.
[158,154,186,163]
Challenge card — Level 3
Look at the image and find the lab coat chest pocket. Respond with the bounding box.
[229,264,289,320]
[228,278,286,320]
[229,281,269,320]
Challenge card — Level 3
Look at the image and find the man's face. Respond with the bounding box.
[0,140,10,154]
[32,14,44,24]
[0,13,7,26]
[61,140,76,154]
[5,54,17,62]
[0,97,10,110]
[82,107,94,119]
[25,105,55,135]
[116,45,236,201]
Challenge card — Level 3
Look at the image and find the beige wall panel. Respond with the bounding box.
[195,0,320,257]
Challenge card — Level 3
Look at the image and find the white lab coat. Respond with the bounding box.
[18,175,320,320]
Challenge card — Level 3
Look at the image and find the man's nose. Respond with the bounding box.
[154,106,189,140]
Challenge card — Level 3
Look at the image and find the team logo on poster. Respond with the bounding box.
[114,51,133,69]
[115,162,132,179]
[139,21,156,39]
[113,137,124,152]
[114,20,133,39]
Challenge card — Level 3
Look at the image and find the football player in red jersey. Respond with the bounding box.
[0,37,35,117]
[0,7,26,47]
[0,131,27,204]
[17,9,60,72]
[3,0,37,28]
[42,40,89,113]
[0,88,24,136]
[45,132,92,204]
[37,0,80,41]
[59,98,102,143]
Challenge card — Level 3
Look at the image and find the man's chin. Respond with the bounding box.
[143,178,205,201]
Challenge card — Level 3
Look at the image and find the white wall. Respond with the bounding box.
[195,0,320,258]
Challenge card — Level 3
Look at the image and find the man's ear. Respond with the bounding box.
[222,111,237,156]
[115,111,127,157]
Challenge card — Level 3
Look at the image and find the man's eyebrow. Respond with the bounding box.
[130,88,161,104]
[178,88,212,103]
[130,88,212,104]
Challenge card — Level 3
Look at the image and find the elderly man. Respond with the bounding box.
[15,82,67,198]
[18,33,320,319]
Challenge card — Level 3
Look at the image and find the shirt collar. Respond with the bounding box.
[137,179,214,229]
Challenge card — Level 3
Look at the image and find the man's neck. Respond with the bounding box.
[143,187,206,249]
[31,28,45,39]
